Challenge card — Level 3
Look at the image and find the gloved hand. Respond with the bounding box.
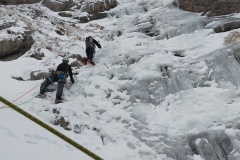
[98,45,101,49]
[71,79,74,84]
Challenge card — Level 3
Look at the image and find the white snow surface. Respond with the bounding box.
[1,0,240,160]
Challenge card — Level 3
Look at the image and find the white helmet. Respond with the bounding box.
[62,57,69,62]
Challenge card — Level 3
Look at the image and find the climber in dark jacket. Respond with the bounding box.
[39,57,74,104]
[84,36,101,65]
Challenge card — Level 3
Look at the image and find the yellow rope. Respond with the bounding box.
[0,96,103,160]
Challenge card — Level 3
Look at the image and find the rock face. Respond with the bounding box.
[214,22,240,33]
[42,0,75,12]
[0,35,34,61]
[0,0,40,4]
[30,71,49,80]
[0,19,34,61]
[179,0,240,16]
[75,0,117,23]
[82,0,117,14]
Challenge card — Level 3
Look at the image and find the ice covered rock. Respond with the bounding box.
[73,0,117,23]
[0,23,33,61]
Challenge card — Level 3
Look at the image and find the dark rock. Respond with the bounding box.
[42,0,75,12]
[69,54,82,62]
[179,0,240,16]
[75,13,107,23]
[12,76,24,81]
[0,21,16,30]
[70,60,82,68]
[30,71,49,80]
[30,52,44,60]
[55,116,71,130]
[89,12,108,21]
[52,108,60,114]
[224,31,240,46]
[117,31,123,37]
[0,0,40,5]
[214,21,240,33]
[55,29,65,35]
[0,35,34,61]
[74,16,89,23]
[75,0,117,23]
[58,12,72,17]
[82,0,117,14]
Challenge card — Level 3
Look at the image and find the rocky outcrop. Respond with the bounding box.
[58,11,72,17]
[0,0,40,4]
[0,35,34,61]
[30,71,49,80]
[179,0,240,16]
[30,52,45,60]
[224,31,240,46]
[0,21,16,30]
[82,0,117,14]
[74,0,117,23]
[0,20,34,61]
[214,22,240,33]
[42,0,75,12]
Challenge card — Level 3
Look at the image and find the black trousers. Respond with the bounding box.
[86,47,95,61]
[40,78,53,93]
[56,81,65,99]
[40,78,65,99]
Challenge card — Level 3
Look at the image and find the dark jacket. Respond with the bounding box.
[56,62,74,81]
[92,38,101,49]
[86,37,101,50]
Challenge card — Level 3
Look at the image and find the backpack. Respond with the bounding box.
[85,36,94,48]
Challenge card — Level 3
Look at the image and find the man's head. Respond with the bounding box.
[62,57,69,63]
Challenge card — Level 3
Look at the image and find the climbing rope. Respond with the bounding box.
[0,96,103,160]
[0,81,43,109]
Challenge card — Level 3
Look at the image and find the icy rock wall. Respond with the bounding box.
[120,67,192,105]
[205,48,240,88]
[164,130,238,160]
[120,48,240,106]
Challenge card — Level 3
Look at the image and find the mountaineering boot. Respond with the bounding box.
[55,97,63,104]
[82,57,87,65]
[55,99,62,104]
[88,59,96,66]
[37,92,45,98]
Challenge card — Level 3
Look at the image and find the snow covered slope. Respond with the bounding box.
[1,0,240,160]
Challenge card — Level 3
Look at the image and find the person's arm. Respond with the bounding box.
[93,39,101,48]
[67,66,74,83]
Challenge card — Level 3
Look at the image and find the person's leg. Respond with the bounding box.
[40,78,52,94]
[86,47,94,62]
[56,81,65,100]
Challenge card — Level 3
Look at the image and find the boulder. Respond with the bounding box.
[179,0,240,16]
[82,0,117,14]
[69,53,82,62]
[30,52,45,60]
[0,0,40,4]
[70,60,82,68]
[214,22,240,33]
[0,35,34,61]
[58,11,72,17]
[0,21,16,30]
[30,71,49,80]
[74,0,117,23]
[42,0,75,12]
